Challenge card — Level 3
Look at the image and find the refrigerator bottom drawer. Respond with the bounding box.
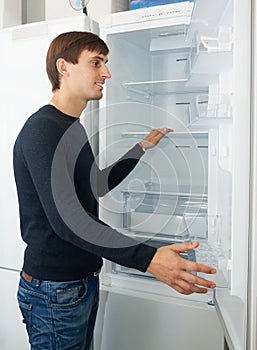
[112,237,196,279]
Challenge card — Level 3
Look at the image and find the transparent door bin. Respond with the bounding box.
[187,94,232,126]
[187,31,233,75]
[186,0,233,40]
[190,214,229,289]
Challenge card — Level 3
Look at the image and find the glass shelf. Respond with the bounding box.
[122,78,208,96]
[121,130,208,138]
[122,183,208,197]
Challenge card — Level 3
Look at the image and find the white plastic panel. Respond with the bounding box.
[94,288,224,350]
[0,16,89,270]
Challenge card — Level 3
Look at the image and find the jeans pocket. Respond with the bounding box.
[51,279,88,309]
[17,298,33,335]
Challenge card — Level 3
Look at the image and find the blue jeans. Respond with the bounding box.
[17,272,99,350]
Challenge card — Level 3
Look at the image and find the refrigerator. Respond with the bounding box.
[91,1,253,349]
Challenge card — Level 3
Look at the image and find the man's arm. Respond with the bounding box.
[94,128,173,197]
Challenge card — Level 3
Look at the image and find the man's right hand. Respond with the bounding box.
[147,241,216,295]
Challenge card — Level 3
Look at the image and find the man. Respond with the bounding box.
[13,31,216,350]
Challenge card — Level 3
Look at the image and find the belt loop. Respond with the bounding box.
[93,269,101,277]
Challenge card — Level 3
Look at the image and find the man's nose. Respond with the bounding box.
[102,66,111,79]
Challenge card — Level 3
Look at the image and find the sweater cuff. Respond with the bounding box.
[135,244,157,272]
[134,142,146,156]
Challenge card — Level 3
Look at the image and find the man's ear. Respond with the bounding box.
[56,58,69,77]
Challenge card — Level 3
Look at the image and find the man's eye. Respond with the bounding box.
[92,61,100,67]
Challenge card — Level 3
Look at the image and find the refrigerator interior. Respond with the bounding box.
[98,1,250,349]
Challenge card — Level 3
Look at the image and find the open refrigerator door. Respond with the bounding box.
[187,1,251,349]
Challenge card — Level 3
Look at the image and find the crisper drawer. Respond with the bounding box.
[126,212,207,239]
[112,235,196,279]
[122,187,208,239]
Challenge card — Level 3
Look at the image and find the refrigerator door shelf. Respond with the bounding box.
[187,32,233,76]
[188,93,233,127]
[189,48,233,76]
[186,0,233,40]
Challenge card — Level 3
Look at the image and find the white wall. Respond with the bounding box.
[0,17,93,349]
[45,0,82,20]
[46,0,128,23]
[0,0,130,28]
[1,0,21,28]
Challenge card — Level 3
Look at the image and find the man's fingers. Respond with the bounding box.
[169,271,216,294]
[180,270,216,289]
[173,281,209,295]
[184,260,217,275]
[169,241,199,253]
[157,127,173,134]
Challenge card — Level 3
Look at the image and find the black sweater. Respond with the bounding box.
[13,105,156,281]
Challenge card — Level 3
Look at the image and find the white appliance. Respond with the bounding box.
[93,1,253,349]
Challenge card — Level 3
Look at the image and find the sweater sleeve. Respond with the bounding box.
[17,117,156,272]
[91,143,145,197]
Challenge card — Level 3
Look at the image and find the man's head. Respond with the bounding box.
[46,31,109,92]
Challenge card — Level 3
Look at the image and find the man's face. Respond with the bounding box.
[64,49,111,103]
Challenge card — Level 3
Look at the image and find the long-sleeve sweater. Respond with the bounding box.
[13,105,156,281]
